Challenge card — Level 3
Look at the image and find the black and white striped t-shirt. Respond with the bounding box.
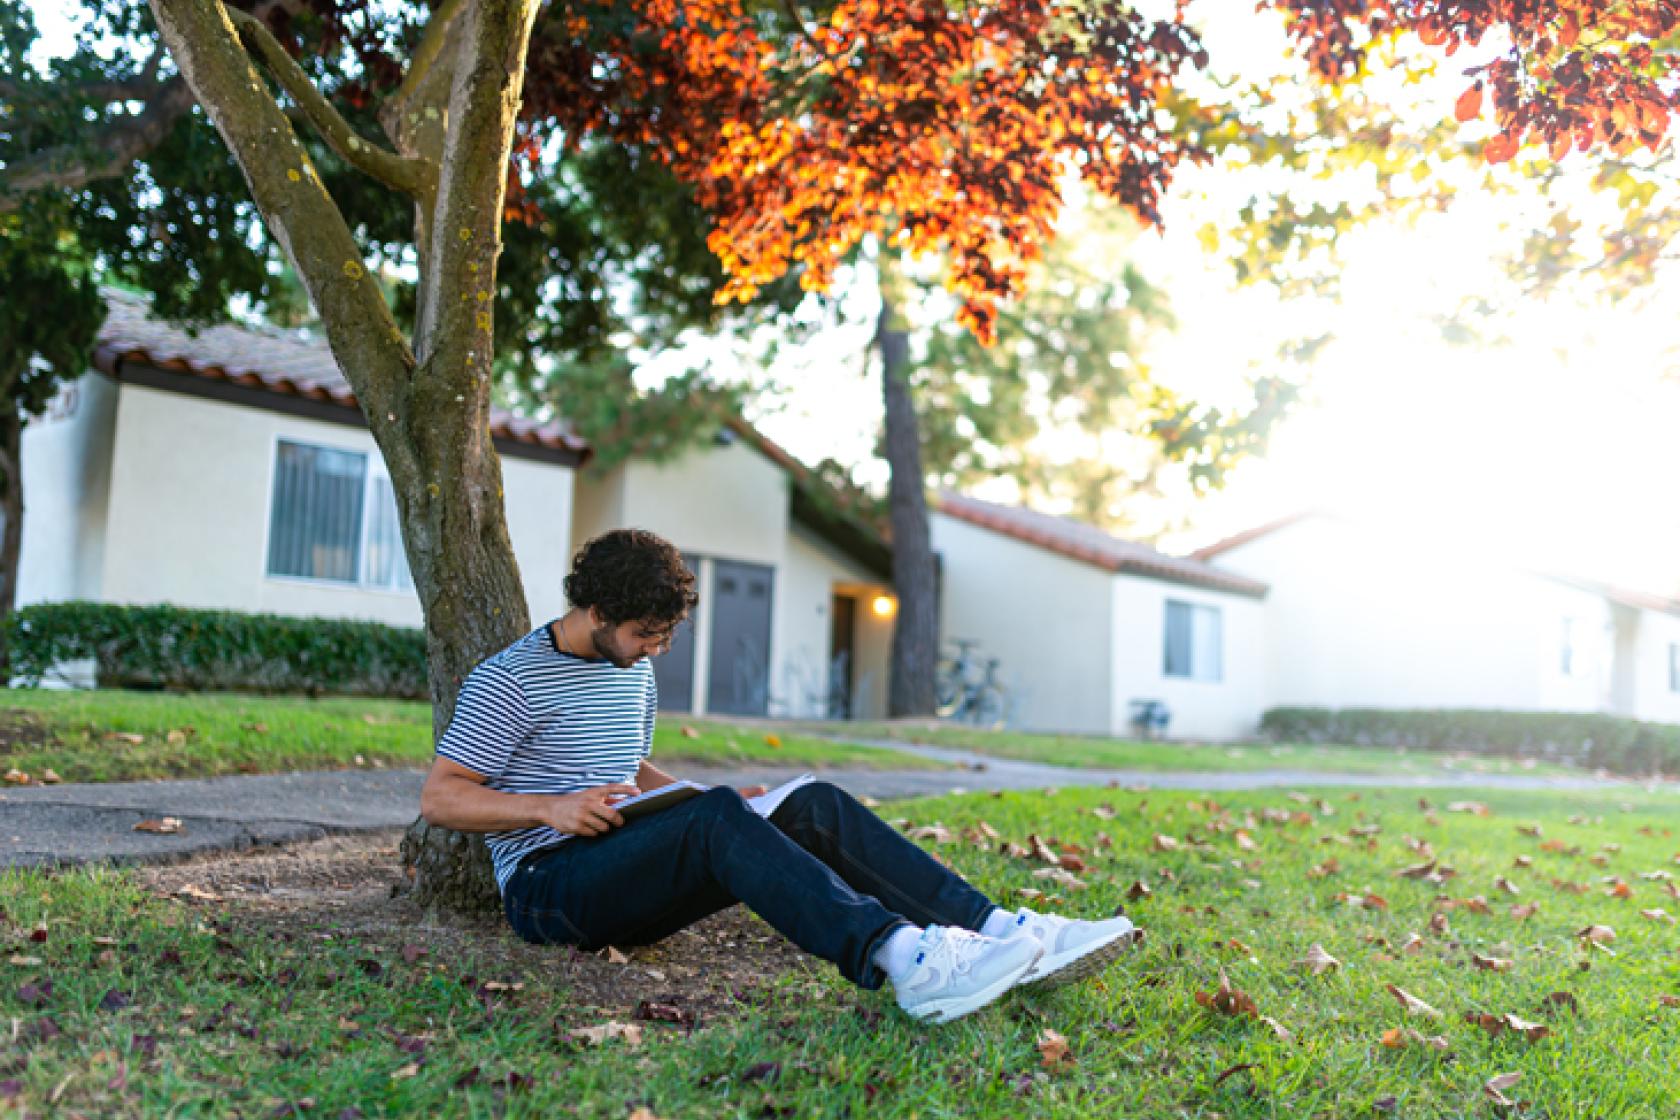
[434,622,657,894]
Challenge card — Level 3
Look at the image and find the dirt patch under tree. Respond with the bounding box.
[135,830,818,1032]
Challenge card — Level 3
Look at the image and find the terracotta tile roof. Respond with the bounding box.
[933,492,1269,598]
[1196,508,1680,619]
[1189,511,1314,561]
[1544,573,1680,620]
[91,289,589,460]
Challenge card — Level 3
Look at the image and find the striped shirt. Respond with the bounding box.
[434,622,657,894]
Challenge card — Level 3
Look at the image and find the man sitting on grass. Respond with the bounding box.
[419,528,1137,1022]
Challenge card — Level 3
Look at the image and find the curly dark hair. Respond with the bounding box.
[564,529,698,628]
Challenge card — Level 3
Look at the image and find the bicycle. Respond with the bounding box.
[934,639,1007,730]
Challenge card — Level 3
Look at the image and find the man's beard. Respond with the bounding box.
[590,626,640,668]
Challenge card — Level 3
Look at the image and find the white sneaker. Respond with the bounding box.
[892,926,1043,1023]
[1003,908,1138,988]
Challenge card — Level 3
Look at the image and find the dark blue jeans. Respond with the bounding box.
[501,781,998,989]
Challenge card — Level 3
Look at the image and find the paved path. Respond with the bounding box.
[5,741,1676,870]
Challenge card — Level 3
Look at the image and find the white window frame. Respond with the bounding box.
[261,434,413,595]
[1670,642,1680,695]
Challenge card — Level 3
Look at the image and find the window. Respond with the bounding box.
[1670,643,1680,694]
[1560,618,1577,677]
[266,439,413,591]
[1164,600,1223,682]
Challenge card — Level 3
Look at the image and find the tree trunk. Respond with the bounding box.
[877,286,939,717]
[0,409,24,676]
[148,0,542,914]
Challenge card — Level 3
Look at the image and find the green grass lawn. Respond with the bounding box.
[0,690,939,783]
[825,720,1582,777]
[8,784,1680,1116]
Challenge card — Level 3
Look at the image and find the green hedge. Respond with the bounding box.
[8,601,428,698]
[1261,706,1680,776]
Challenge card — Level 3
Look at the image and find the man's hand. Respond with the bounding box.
[545,783,641,837]
[737,784,769,798]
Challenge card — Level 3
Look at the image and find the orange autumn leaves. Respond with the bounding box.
[1266,0,1677,165]
[528,0,1206,342]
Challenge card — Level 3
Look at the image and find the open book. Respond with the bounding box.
[609,773,817,823]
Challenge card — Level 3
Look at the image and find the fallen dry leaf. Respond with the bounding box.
[1028,834,1061,864]
[391,1062,421,1080]
[1296,943,1341,976]
[763,734,782,749]
[1484,1072,1523,1109]
[175,884,222,903]
[604,947,630,965]
[1641,908,1676,924]
[1386,984,1442,1020]
[1471,953,1514,973]
[1659,995,1680,1009]
[1194,969,1258,1019]
[1466,1011,1548,1042]
[3,768,29,785]
[1510,903,1540,920]
[133,818,184,835]
[568,1021,644,1048]
[1032,867,1088,891]
[1035,1028,1074,1071]
[1259,1015,1292,1041]
[1125,880,1152,902]
[1494,876,1521,895]
[1577,924,1617,945]
[679,726,700,739]
[907,825,952,843]
[1447,801,1490,816]
[39,769,61,785]
[1396,859,1438,880]
[1380,1027,1450,1052]
[1152,834,1180,852]
[1541,991,1579,1014]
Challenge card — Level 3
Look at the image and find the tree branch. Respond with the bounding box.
[391,0,468,109]
[0,78,197,212]
[414,0,541,367]
[147,0,414,423]
[225,6,430,197]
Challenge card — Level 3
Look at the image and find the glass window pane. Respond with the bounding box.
[1163,601,1192,678]
[1192,605,1223,682]
[364,475,413,591]
[266,441,366,582]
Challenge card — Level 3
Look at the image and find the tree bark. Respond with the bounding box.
[0,410,24,676]
[148,0,543,914]
[877,278,940,717]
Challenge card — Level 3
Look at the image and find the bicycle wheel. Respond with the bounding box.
[934,659,963,717]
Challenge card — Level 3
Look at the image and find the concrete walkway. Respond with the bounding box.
[5,740,1675,870]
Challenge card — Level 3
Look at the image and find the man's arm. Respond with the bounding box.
[420,756,639,838]
[635,757,680,792]
[635,757,767,798]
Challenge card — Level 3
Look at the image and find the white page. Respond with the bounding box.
[746,773,817,819]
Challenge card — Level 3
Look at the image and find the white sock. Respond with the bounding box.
[871,924,925,981]
[980,907,1022,939]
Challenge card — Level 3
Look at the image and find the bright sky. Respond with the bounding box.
[27,2,1680,597]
